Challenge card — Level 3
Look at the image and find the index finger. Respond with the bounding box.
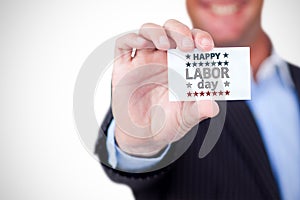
[164,19,195,52]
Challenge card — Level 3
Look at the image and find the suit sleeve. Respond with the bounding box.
[94,107,210,199]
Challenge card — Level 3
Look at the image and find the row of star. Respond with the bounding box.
[186,60,229,67]
[186,52,229,60]
[187,90,230,97]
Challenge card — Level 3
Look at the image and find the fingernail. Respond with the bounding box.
[182,37,194,48]
[200,38,213,47]
[159,36,169,45]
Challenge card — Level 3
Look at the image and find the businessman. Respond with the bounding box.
[95,0,300,199]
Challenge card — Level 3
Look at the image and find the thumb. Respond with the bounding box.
[182,100,219,129]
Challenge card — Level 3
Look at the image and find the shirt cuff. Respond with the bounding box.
[106,119,170,172]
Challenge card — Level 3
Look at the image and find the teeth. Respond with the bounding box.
[211,4,238,16]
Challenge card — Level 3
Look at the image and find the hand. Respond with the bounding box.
[112,19,219,157]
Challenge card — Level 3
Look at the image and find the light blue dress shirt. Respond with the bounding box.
[107,51,300,199]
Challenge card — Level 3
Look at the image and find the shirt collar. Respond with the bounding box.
[255,49,294,88]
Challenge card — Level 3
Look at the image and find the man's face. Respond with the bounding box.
[186,0,264,47]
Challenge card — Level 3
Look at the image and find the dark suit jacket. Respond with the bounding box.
[95,63,300,200]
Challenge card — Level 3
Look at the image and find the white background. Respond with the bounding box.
[0,0,299,199]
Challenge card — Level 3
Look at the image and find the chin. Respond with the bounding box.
[210,30,245,47]
[213,37,241,47]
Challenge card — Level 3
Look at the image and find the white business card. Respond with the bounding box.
[167,47,251,101]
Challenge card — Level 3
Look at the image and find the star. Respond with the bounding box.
[219,90,223,96]
[186,54,191,59]
[225,90,230,95]
[200,91,205,96]
[187,91,192,97]
[205,61,210,66]
[224,81,230,87]
[186,82,192,88]
[193,91,199,97]
[223,53,229,58]
[206,91,211,96]
[193,62,197,67]
[224,60,229,66]
[211,61,216,66]
[198,62,203,67]
[186,62,191,67]
[218,61,222,66]
[212,91,217,96]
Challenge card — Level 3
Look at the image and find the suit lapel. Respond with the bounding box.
[226,101,281,199]
[288,63,300,98]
